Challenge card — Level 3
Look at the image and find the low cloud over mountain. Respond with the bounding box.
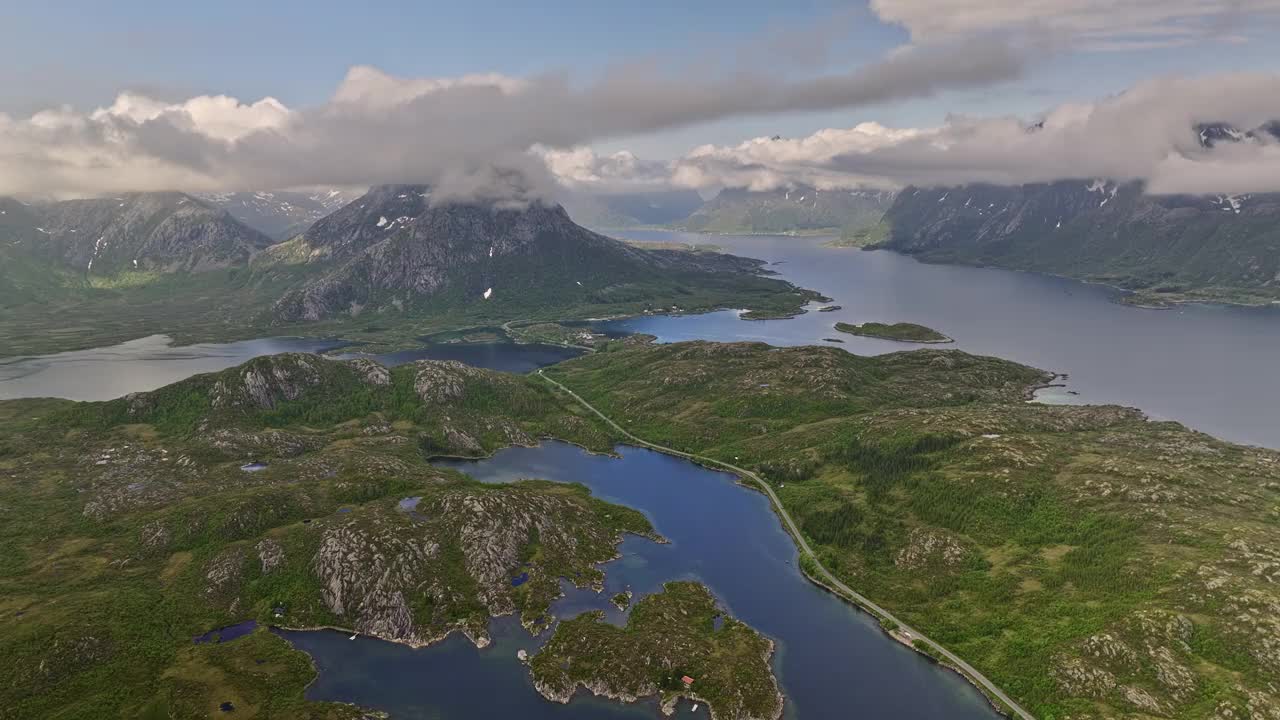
[0,33,1028,201]
[650,74,1280,197]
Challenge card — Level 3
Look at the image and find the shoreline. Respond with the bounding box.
[537,370,1035,720]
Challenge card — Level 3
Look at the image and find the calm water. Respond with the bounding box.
[0,335,580,401]
[282,442,998,720]
[608,231,1280,449]
[7,235,1277,449]
[0,335,348,402]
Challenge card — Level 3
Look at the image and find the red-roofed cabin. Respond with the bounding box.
[681,675,695,686]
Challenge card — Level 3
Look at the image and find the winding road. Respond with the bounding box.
[538,369,1036,720]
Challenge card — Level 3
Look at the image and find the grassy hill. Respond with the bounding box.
[546,341,1280,719]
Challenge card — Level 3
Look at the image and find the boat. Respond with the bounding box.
[349,633,357,640]
[692,704,699,711]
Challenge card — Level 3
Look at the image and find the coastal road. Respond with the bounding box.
[538,369,1037,720]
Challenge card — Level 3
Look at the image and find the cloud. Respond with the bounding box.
[536,146,674,193]
[664,73,1280,196]
[870,0,1280,50]
[0,33,1030,200]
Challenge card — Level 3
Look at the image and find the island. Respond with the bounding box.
[7,343,1280,719]
[0,354,777,719]
[530,582,782,720]
[834,321,953,343]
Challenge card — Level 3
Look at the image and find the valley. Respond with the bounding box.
[0,188,820,357]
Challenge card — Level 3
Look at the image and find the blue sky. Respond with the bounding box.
[6,0,1278,160]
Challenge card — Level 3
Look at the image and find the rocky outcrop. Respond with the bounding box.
[210,354,326,410]
[303,486,659,648]
[412,360,491,403]
[894,527,968,571]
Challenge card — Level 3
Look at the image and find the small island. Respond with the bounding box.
[530,582,782,720]
[834,321,953,344]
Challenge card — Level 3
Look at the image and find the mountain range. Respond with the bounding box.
[0,186,817,355]
[871,121,1280,305]
[199,189,362,240]
[560,189,705,230]
[875,181,1280,305]
[677,186,894,235]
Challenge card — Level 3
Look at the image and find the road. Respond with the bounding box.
[538,369,1036,720]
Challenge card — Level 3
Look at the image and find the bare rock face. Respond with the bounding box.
[312,516,441,645]
[303,487,657,648]
[204,547,246,601]
[37,192,272,275]
[880,180,1280,296]
[412,360,489,404]
[346,357,392,386]
[256,538,285,574]
[211,354,324,410]
[266,187,776,322]
[894,527,968,571]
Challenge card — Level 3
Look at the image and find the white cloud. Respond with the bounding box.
[666,74,1280,196]
[870,0,1280,49]
[535,146,673,192]
[0,33,1029,200]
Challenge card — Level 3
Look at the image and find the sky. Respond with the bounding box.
[3,0,1280,198]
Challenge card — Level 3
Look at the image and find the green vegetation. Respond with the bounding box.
[0,354,674,718]
[530,581,781,720]
[546,342,1280,719]
[623,239,725,253]
[677,187,890,237]
[834,321,953,343]
[827,220,890,248]
[878,184,1280,307]
[506,321,602,349]
[0,256,820,358]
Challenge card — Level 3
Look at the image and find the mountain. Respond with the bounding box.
[875,180,1280,304]
[0,197,78,306]
[199,189,362,240]
[0,192,272,311]
[561,189,705,230]
[259,184,815,322]
[678,186,894,235]
[32,192,273,276]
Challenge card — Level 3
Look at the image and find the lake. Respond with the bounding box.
[282,441,999,720]
[0,334,581,401]
[4,235,1277,448]
[609,231,1280,449]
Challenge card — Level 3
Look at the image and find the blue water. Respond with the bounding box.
[283,442,998,720]
[0,334,581,401]
[194,620,258,644]
[5,234,1277,449]
[0,335,348,402]
[604,231,1280,449]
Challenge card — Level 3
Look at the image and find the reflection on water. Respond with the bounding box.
[0,335,582,402]
[283,442,999,720]
[608,231,1280,449]
[0,335,347,402]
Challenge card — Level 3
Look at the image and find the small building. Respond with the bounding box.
[681,675,695,687]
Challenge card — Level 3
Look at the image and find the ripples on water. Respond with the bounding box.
[282,442,1000,720]
[606,231,1280,449]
